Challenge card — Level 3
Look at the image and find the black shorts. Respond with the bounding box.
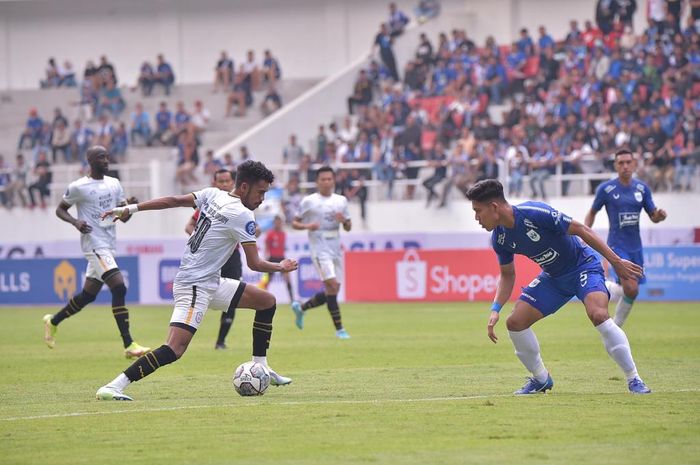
[221,248,243,280]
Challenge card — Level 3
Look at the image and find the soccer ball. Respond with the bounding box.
[232,361,271,396]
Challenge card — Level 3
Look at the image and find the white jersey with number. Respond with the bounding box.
[175,187,257,289]
[62,175,125,253]
[296,192,350,260]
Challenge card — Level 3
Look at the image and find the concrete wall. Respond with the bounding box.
[0,0,643,90]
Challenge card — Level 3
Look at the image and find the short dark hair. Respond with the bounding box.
[86,145,108,160]
[465,179,506,203]
[213,168,233,181]
[614,148,634,159]
[316,166,335,179]
[235,160,274,188]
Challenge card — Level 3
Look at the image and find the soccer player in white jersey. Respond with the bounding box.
[96,160,297,401]
[291,166,352,339]
[44,145,150,359]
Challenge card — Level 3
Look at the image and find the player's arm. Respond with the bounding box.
[116,196,139,223]
[334,212,352,232]
[487,262,515,344]
[102,193,197,221]
[241,243,298,273]
[567,220,642,281]
[184,215,197,235]
[291,215,319,231]
[56,201,91,234]
[583,208,598,228]
[648,208,667,223]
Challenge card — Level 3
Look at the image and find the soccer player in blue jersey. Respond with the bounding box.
[584,149,667,327]
[466,179,651,395]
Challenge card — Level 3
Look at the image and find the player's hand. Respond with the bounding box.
[126,196,139,205]
[487,311,500,344]
[613,259,643,281]
[279,258,298,272]
[73,220,92,234]
[307,222,320,231]
[652,208,667,223]
[334,212,347,223]
[101,206,130,222]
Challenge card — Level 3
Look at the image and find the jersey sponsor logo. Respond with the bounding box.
[245,221,256,236]
[523,219,538,229]
[510,241,517,249]
[530,248,560,266]
[54,260,77,301]
[618,212,640,227]
[521,291,537,302]
[528,278,540,288]
[634,191,643,202]
[604,184,616,193]
[613,193,620,199]
[636,184,645,192]
[526,229,541,242]
[497,233,505,245]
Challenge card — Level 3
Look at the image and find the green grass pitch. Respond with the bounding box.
[0,301,698,465]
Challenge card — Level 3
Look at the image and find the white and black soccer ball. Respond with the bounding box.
[232,361,271,396]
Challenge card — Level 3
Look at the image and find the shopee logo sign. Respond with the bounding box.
[347,249,539,302]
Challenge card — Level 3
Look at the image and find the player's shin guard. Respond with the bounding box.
[51,290,97,325]
[508,328,549,383]
[326,295,343,330]
[302,292,326,310]
[596,318,639,381]
[252,305,276,357]
[123,344,177,382]
[613,296,635,327]
[110,282,134,348]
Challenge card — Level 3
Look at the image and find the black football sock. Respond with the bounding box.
[302,292,327,311]
[123,344,177,382]
[110,282,133,348]
[286,282,294,302]
[252,305,276,357]
[326,294,343,330]
[217,310,235,345]
[51,290,97,325]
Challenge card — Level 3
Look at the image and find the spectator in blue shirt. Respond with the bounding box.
[152,101,173,146]
[388,2,410,37]
[262,49,281,83]
[517,28,534,56]
[537,26,555,56]
[138,61,155,96]
[112,122,128,161]
[98,79,125,119]
[373,23,400,82]
[130,102,152,146]
[18,108,44,150]
[484,56,507,105]
[213,51,234,93]
[70,119,94,165]
[154,54,175,95]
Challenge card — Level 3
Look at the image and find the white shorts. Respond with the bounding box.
[84,248,119,281]
[170,278,245,331]
[312,256,343,282]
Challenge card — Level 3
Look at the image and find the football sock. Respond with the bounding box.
[51,290,97,325]
[252,305,276,357]
[286,282,294,302]
[216,310,236,345]
[302,292,327,311]
[107,373,131,390]
[123,344,177,382]
[110,283,133,348]
[508,328,549,383]
[613,295,635,327]
[326,295,343,331]
[605,280,624,304]
[596,318,638,381]
[252,355,268,366]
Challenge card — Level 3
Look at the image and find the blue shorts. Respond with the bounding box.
[519,259,609,317]
[610,246,646,284]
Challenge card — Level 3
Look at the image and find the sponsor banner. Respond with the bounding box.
[0,257,139,305]
[346,249,540,302]
[640,246,700,300]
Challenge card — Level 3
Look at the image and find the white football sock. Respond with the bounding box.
[605,280,624,304]
[508,328,549,383]
[108,373,131,390]
[596,318,638,381]
[613,295,635,327]
[252,356,268,367]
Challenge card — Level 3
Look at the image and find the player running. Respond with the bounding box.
[96,160,297,401]
[584,149,667,327]
[184,168,244,350]
[291,166,352,339]
[45,145,150,358]
[466,179,651,395]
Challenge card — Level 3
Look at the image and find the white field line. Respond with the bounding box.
[2,388,699,422]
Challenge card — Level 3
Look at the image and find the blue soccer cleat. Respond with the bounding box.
[335,328,351,339]
[291,301,304,330]
[514,374,554,395]
[628,377,651,394]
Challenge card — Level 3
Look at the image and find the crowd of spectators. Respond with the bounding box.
[280,0,699,218]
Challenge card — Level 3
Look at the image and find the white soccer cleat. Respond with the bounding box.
[43,314,57,349]
[96,385,133,401]
[268,368,292,386]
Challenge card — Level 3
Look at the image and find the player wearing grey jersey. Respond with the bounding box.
[96,160,298,401]
[43,145,150,359]
[291,166,352,339]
